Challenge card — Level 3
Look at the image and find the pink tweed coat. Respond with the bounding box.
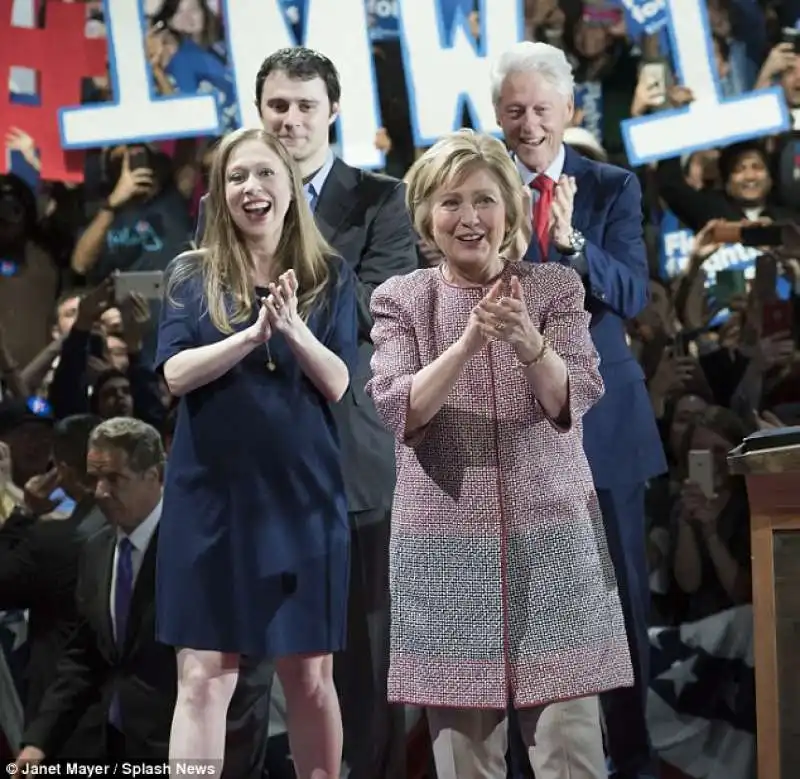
[366,260,633,709]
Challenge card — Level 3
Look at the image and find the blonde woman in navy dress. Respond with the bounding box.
[155,127,357,779]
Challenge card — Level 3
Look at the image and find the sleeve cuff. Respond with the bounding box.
[564,250,589,277]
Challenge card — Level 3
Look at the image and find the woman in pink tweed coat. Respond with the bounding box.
[365,130,633,777]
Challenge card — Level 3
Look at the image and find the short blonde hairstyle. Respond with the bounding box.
[404,129,525,257]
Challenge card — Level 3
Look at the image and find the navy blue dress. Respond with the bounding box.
[154,256,358,657]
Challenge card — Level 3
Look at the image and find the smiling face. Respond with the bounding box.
[259,70,337,169]
[726,150,771,205]
[224,138,292,240]
[496,70,573,174]
[430,166,506,274]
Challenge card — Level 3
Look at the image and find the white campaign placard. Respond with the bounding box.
[399,0,522,146]
[621,0,790,165]
[59,0,220,148]
[52,0,789,171]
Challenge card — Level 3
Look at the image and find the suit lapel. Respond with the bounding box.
[313,158,358,244]
[120,527,158,657]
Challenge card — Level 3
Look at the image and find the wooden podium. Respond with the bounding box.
[728,436,800,779]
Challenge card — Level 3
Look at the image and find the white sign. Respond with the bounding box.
[398,0,521,145]
[55,0,777,170]
[60,0,220,149]
[621,0,790,165]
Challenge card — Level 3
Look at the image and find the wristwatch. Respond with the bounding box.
[561,228,586,256]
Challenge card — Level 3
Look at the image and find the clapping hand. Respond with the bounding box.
[475,276,544,363]
[265,269,300,335]
[550,175,577,250]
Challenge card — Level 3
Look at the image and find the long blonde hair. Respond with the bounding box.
[168,127,333,333]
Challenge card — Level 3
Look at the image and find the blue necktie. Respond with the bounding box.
[305,182,318,212]
[109,537,133,729]
[114,537,134,647]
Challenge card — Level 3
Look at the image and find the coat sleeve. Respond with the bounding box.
[365,278,425,446]
[575,171,650,320]
[540,269,604,431]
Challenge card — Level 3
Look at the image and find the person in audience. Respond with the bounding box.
[366,128,631,779]
[196,46,419,779]
[0,415,105,759]
[157,127,357,779]
[13,417,272,774]
[48,281,166,432]
[671,406,752,621]
[492,41,665,779]
[657,136,798,232]
[0,174,60,373]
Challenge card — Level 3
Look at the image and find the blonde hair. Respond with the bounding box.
[404,129,525,257]
[168,127,333,333]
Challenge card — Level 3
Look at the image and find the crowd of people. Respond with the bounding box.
[1,1,800,779]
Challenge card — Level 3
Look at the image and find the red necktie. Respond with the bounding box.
[530,176,555,259]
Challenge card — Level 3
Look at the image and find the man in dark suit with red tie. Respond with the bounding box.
[492,42,666,779]
[195,47,419,779]
[14,418,271,774]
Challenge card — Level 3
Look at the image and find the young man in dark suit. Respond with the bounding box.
[14,418,272,775]
[493,42,666,779]
[196,47,419,779]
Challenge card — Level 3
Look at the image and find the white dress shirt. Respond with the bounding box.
[515,143,566,195]
[109,499,161,642]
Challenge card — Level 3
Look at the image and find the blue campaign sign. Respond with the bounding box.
[615,0,668,37]
[621,0,790,165]
[366,0,400,40]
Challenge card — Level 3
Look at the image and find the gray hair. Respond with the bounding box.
[89,417,165,475]
[490,42,574,106]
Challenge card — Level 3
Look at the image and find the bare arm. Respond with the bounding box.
[517,346,569,420]
[673,514,703,594]
[162,329,258,397]
[406,339,471,435]
[20,339,63,395]
[70,209,115,276]
[284,321,349,403]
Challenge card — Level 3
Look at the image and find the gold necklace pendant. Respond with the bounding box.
[265,343,276,371]
[266,359,276,372]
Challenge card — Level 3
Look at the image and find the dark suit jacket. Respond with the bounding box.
[524,147,666,488]
[0,501,106,758]
[22,523,271,774]
[197,157,419,516]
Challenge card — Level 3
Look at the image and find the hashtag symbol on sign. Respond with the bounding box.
[0,0,107,182]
